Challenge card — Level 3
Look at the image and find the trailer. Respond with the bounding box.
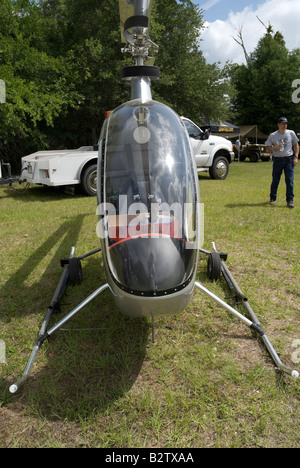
[19,146,99,196]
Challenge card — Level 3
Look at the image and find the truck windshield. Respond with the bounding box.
[182,119,202,139]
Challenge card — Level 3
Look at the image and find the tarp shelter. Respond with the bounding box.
[212,124,268,143]
[202,119,268,143]
[237,125,268,143]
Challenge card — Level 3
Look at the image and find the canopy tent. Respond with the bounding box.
[202,119,240,135]
[201,119,268,142]
[212,125,268,142]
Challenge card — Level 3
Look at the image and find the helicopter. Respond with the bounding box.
[9,0,298,394]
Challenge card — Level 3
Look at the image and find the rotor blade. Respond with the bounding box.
[119,0,153,42]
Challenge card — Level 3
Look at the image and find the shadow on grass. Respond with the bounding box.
[1,213,150,420]
[225,202,271,208]
[226,202,294,209]
[24,304,150,421]
[1,213,87,321]
[2,184,86,201]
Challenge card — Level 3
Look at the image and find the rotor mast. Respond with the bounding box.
[120,0,159,101]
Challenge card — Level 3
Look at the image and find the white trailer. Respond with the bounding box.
[20,146,98,196]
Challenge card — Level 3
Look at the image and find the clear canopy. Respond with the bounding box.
[98,99,199,295]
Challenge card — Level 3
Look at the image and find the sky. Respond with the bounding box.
[193,0,300,65]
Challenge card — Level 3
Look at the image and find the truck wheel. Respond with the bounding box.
[250,152,259,162]
[81,164,97,196]
[209,156,229,180]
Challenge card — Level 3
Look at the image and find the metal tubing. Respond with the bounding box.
[9,247,76,393]
[47,283,109,337]
[194,282,252,327]
[134,0,152,16]
[47,253,72,311]
[199,248,211,255]
[131,76,152,101]
[195,279,299,378]
[222,262,259,323]
[77,247,101,260]
[208,241,299,379]
[9,346,40,393]
[9,283,109,393]
[220,261,299,379]
[10,247,104,394]
[9,376,29,394]
[221,262,248,301]
[261,334,299,379]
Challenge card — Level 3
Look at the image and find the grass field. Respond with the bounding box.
[0,161,299,448]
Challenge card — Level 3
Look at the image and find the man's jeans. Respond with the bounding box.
[270,156,294,203]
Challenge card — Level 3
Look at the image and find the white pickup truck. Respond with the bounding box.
[19,116,234,196]
[20,146,99,196]
[181,117,234,180]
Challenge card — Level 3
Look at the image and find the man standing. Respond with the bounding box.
[266,117,299,208]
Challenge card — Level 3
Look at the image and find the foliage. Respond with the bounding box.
[0,0,80,166]
[38,0,131,148]
[151,0,231,122]
[0,0,231,167]
[230,29,300,134]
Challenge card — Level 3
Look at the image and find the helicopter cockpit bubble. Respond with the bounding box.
[97,98,200,318]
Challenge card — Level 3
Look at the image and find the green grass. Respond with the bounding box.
[0,161,299,448]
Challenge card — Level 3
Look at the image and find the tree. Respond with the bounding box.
[151,0,231,122]
[231,27,300,134]
[231,26,249,64]
[38,0,132,147]
[42,0,232,142]
[0,0,80,167]
[1,0,232,166]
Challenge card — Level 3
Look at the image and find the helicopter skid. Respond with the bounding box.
[9,241,298,394]
[9,247,109,394]
[198,244,299,380]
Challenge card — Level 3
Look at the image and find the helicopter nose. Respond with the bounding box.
[107,236,196,296]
